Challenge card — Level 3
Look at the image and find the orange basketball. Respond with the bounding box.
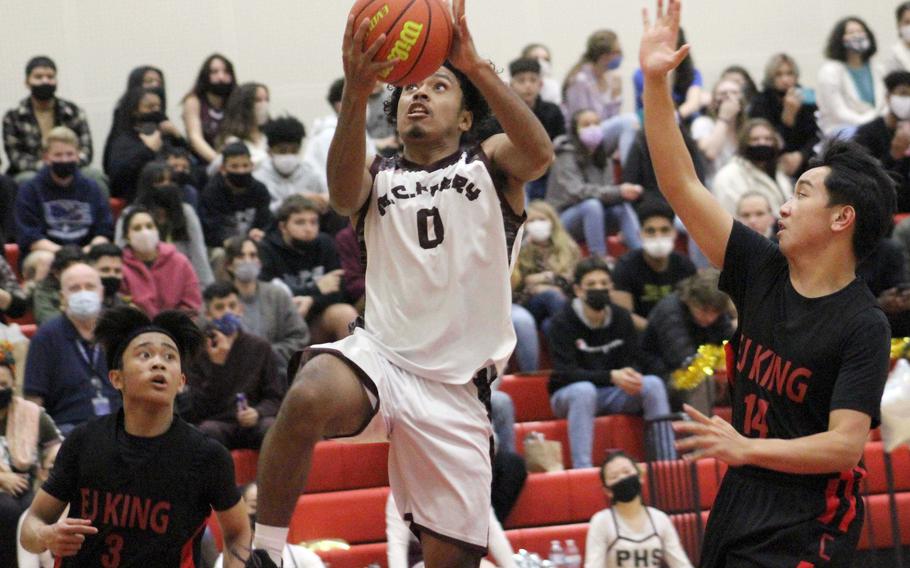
[349,0,453,87]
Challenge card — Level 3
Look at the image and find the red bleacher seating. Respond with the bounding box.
[4,243,19,277]
[109,198,126,220]
[20,324,36,339]
[515,415,647,465]
[288,486,390,545]
[499,374,553,422]
[862,442,910,494]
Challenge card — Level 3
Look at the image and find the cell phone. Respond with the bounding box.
[799,87,816,106]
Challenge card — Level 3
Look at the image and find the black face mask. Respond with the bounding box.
[31,83,56,101]
[173,171,193,187]
[137,111,167,125]
[291,238,313,251]
[744,144,778,163]
[609,475,642,503]
[0,387,12,410]
[50,160,78,179]
[585,289,611,311]
[209,82,234,98]
[225,172,252,189]
[101,277,122,298]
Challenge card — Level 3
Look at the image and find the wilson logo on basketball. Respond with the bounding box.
[380,21,425,77]
[368,4,389,32]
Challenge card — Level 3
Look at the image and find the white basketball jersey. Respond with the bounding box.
[356,145,524,384]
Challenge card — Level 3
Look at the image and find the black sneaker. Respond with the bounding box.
[243,549,281,568]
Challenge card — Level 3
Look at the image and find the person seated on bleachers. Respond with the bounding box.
[159,144,200,211]
[386,492,515,568]
[210,83,271,175]
[254,116,324,215]
[611,200,696,331]
[547,257,675,468]
[21,250,53,304]
[719,66,758,110]
[0,349,61,568]
[86,243,130,311]
[223,236,309,371]
[546,109,643,258]
[0,254,27,325]
[886,3,910,73]
[181,53,237,167]
[690,78,745,187]
[640,270,734,413]
[712,118,793,216]
[621,127,706,205]
[259,195,357,344]
[584,451,693,568]
[2,57,97,185]
[858,236,910,337]
[115,161,213,286]
[855,71,910,212]
[520,43,562,105]
[104,86,183,202]
[508,57,565,200]
[15,127,113,257]
[31,246,83,326]
[748,53,820,178]
[185,282,285,450]
[120,207,201,317]
[200,142,273,248]
[735,192,776,239]
[333,224,366,312]
[511,200,580,373]
[631,28,704,123]
[24,262,120,434]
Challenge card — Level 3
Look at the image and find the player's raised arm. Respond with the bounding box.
[327,16,397,216]
[640,0,732,268]
[449,0,553,187]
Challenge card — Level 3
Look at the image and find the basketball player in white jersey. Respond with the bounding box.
[244,1,553,567]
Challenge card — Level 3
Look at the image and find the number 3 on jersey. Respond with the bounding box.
[417,207,444,249]
[743,394,769,438]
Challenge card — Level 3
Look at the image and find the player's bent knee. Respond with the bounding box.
[283,354,373,436]
[420,532,483,568]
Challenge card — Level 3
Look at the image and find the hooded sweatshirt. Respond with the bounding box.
[121,242,201,317]
[545,135,623,213]
[199,173,273,247]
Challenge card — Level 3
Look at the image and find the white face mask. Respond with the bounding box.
[642,236,675,259]
[67,289,102,320]
[255,102,270,126]
[892,95,910,121]
[901,25,910,43]
[525,219,553,243]
[272,154,301,177]
[130,228,160,255]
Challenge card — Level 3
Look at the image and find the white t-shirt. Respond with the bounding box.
[584,507,693,568]
[689,116,736,188]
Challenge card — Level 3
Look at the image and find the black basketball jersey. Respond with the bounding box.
[719,221,891,481]
[42,411,240,567]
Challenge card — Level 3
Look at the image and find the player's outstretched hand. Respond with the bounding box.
[448,0,483,72]
[342,14,397,99]
[39,517,98,557]
[639,0,690,80]
[673,404,750,466]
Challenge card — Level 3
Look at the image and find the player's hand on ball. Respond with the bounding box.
[39,517,98,557]
[448,0,483,72]
[343,14,398,98]
[639,0,690,79]
[673,404,750,466]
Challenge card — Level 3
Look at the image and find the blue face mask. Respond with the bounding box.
[607,55,623,71]
[211,312,242,335]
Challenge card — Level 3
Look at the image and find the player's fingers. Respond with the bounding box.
[670,0,682,31]
[352,17,370,51]
[371,59,399,74]
[63,524,98,535]
[672,45,691,67]
[641,7,650,30]
[673,422,709,439]
[681,448,704,462]
[682,403,712,425]
[656,0,664,20]
[364,33,387,60]
[342,14,355,52]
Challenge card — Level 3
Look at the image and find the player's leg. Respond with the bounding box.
[253,354,373,560]
[421,533,482,568]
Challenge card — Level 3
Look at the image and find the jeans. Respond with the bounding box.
[491,389,516,455]
[525,288,567,336]
[560,198,642,257]
[525,175,549,202]
[550,376,676,468]
[511,304,539,373]
[601,113,640,166]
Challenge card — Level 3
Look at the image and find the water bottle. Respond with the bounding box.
[548,540,565,568]
[564,539,581,568]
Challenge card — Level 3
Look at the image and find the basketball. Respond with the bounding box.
[349,0,453,87]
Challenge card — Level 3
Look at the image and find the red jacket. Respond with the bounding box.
[122,242,201,317]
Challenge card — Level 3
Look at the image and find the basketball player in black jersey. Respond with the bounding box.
[640,2,896,566]
[20,307,251,567]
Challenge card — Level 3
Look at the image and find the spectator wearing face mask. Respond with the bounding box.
[223,236,309,370]
[200,142,273,248]
[116,161,213,286]
[185,282,285,450]
[86,243,131,311]
[181,54,238,166]
[521,43,562,105]
[259,195,357,344]
[690,79,746,187]
[817,17,887,137]
[160,144,200,211]
[511,200,580,372]
[209,83,271,176]
[735,192,777,239]
[585,452,693,568]
[547,258,675,468]
[855,71,910,212]
[24,262,121,435]
[546,109,644,258]
[887,3,910,73]
[120,207,201,317]
[31,246,85,326]
[254,116,324,214]
[712,119,793,216]
[612,201,696,332]
[15,127,113,257]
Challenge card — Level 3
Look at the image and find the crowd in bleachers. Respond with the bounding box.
[3,3,910,567]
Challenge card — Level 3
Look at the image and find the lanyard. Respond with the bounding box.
[76,340,102,379]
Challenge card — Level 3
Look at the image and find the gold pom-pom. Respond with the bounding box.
[891,337,910,360]
[671,342,727,391]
